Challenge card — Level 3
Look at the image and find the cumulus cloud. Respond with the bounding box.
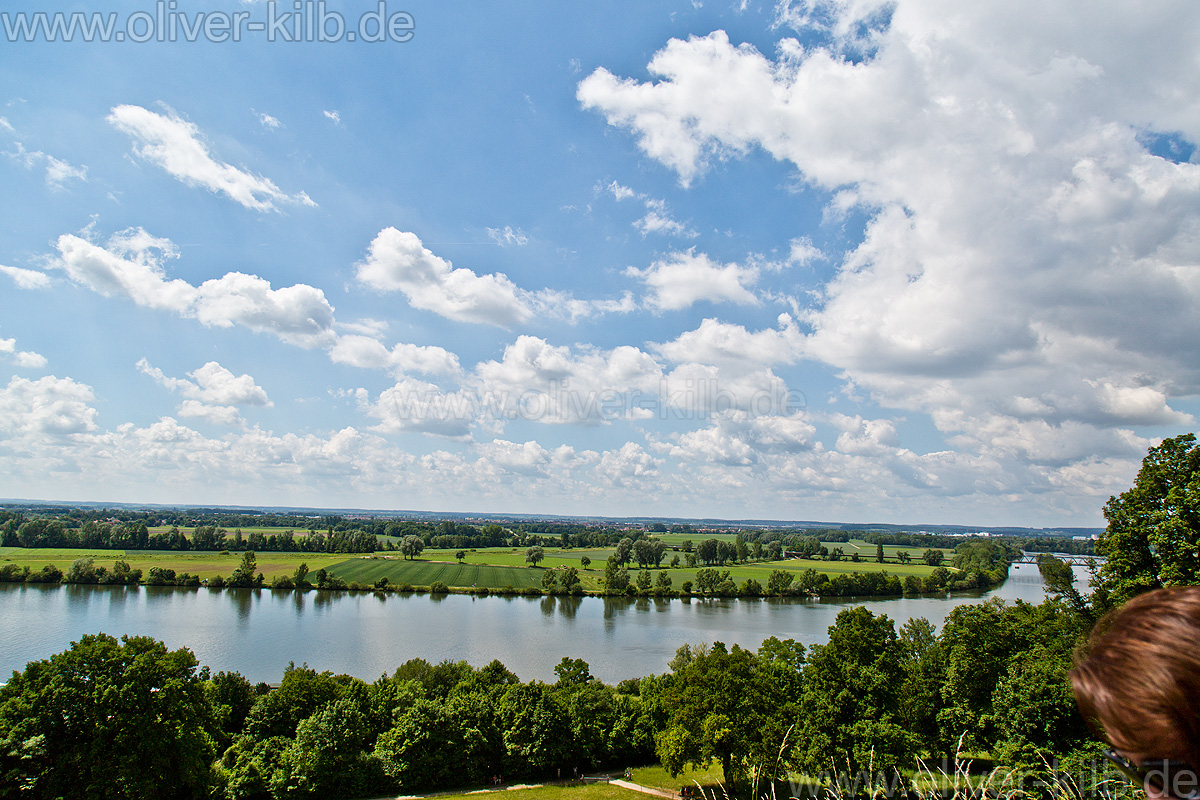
[654,315,803,369]
[0,337,48,370]
[625,250,759,310]
[54,227,336,348]
[0,264,51,289]
[355,228,633,327]
[137,359,272,426]
[137,359,272,407]
[474,335,664,426]
[328,334,462,376]
[107,104,315,211]
[0,375,97,435]
[581,4,1200,471]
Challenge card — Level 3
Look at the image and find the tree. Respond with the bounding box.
[274,696,381,798]
[633,539,654,568]
[767,569,794,596]
[636,568,652,594]
[603,557,630,594]
[795,608,913,778]
[766,541,783,560]
[229,550,262,587]
[696,538,720,565]
[614,538,634,566]
[560,566,582,594]
[456,550,466,564]
[0,634,217,799]
[579,555,591,570]
[400,535,424,560]
[922,548,944,567]
[525,545,545,567]
[554,657,593,687]
[654,570,673,596]
[876,542,885,563]
[897,550,912,564]
[374,699,465,791]
[657,643,794,786]
[541,569,558,593]
[293,562,311,590]
[1094,433,1200,608]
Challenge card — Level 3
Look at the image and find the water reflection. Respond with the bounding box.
[0,564,1062,685]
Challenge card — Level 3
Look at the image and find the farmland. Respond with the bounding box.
[0,538,961,593]
[0,547,348,580]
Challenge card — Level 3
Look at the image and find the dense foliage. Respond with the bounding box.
[0,594,1105,800]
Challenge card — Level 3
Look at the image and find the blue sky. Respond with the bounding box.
[2,0,1198,526]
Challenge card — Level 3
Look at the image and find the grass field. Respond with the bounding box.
[0,548,348,579]
[325,557,544,589]
[0,537,959,591]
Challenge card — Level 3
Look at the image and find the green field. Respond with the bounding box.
[325,557,544,589]
[0,547,348,579]
[0,538,959,591]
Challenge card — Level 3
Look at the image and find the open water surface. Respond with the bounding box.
[0,561,1070,683]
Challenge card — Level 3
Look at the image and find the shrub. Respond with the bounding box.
[429,581,449,594]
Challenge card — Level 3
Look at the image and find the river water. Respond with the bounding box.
[0,561,1065,684]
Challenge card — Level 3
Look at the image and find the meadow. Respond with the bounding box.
[0,547,348,579]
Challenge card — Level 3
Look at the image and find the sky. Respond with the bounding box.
[1,0,1197,527]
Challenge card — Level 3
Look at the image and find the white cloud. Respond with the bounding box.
[176,400,243,426]
[635,199,698,238]
[107,104,315,211]
[328,334,462,376]
[257,112,281,129]
[13,351,48,369]
[44,156,87,189]
[0,264,51,289]
[137,359,272,407]
[474,335,664,426]
[486,226,530,246]
[625,250,759,310]
[0,375,97,435]
[356,227,532,327]
[355,228,631,327]
[365,378,477,439]
[654,315,803,369]
[581,5,1200,474]
[55,228,336,348]
[1,337,48,370]
[606,180,637,201]
[323,109,342,126]
[4,140,87,189]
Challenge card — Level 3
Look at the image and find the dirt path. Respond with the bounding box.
[608,780,678,799]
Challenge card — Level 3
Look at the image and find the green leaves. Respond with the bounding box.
[1097,433,1200,607]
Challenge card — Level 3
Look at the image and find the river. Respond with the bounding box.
[0,561,1070,684]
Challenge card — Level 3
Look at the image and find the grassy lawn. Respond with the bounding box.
[0,548,347,579]
[631,762,726,791]
[431,783,644,800]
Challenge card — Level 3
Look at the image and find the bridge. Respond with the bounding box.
[1009,554,1097,566]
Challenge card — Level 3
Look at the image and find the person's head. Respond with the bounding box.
[1071,586,1200,798]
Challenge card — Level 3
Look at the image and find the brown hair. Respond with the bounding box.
[1070,586,1200,766]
